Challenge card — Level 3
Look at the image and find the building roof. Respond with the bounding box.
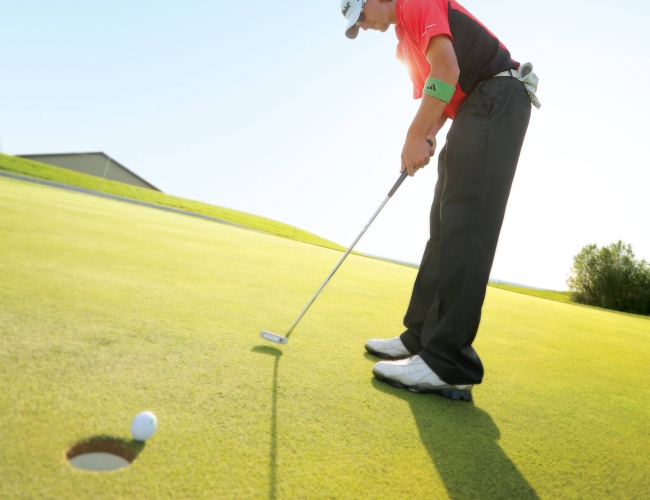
[18,152,161,191]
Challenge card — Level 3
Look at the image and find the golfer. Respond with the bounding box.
[342,0,540,400]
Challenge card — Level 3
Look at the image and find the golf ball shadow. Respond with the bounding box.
[66,436,145,472]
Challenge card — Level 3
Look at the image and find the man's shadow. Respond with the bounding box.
[252,345,282,500]
[369,362,539,499]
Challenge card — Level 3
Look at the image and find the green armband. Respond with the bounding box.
[423,78,456,103]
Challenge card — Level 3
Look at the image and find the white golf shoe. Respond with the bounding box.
[373,355,473,401]
[365,336,411,360]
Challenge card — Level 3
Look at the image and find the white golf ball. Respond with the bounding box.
[130,411,157,441]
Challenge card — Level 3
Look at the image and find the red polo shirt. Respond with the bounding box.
[395,0,519,119]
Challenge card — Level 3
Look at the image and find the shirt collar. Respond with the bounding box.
[395,0,405,39]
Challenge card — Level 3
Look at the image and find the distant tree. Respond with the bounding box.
[567,241,650,316]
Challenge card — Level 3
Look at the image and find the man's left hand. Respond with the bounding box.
[401,134,432,176]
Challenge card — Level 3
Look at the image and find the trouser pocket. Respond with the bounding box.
[476,78,501,117]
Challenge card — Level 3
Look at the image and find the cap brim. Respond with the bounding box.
[344,6,361,39]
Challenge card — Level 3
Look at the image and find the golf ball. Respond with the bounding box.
[130,411,157,441]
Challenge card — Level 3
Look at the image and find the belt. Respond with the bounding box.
[491,62,541,109]
[494,69,521,78]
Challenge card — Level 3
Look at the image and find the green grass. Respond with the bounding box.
[0,153,345,251]
[488,283,573,304]
[1,176,649,499]
[488,283,650,320]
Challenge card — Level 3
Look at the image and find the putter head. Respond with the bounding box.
[260,330,288,345]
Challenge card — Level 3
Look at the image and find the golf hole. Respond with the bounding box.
[67,437,140,472]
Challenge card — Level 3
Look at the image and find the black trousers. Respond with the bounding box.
[400,76,532,385]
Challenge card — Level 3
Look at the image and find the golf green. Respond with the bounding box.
[1,176,648,499]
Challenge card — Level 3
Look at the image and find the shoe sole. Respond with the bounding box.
[373,373,473,401]
[365,345,411,360]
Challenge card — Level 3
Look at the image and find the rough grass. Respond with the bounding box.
[488,283,573,303]
[1,176,649,499]
[0,153,344,251]
[488,283,650,321]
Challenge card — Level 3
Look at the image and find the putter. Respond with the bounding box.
[261,169,409,345]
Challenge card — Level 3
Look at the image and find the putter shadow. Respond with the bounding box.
[252,345,282,500]
[371,379,539,499]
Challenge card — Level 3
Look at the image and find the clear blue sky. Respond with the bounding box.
[2,0,649,290]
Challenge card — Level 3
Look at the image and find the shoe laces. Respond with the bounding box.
[407,355,421,365]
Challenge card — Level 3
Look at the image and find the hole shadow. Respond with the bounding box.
[252,345,282,500]
[66,435,146,463]
[371,379,539,499]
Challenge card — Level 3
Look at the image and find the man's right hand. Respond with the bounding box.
[427,136,437,157]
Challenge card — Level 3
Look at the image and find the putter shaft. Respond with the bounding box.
[284,169,409,338]
[285,196,389,337]
[260,170,408,345]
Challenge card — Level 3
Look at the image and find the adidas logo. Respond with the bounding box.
[426,84,437,91]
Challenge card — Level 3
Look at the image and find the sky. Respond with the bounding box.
[2,0,649,290]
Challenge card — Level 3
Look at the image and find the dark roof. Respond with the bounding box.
[17,152,161,191]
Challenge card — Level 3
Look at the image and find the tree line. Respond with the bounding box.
[567,241,650,316]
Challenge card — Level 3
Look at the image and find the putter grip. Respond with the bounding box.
[387,169,409,197]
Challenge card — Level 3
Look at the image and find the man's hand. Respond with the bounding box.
[427,136,437,157]
[401,134,432,176]
[400,35,458,177]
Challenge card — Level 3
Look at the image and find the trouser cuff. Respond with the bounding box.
[418,349,483,385]
[399,330,423,356]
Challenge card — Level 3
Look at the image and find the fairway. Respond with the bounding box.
[0,153,345,252]
[1,176,649,499]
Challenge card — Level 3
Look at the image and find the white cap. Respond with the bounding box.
[341,0,365,39]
